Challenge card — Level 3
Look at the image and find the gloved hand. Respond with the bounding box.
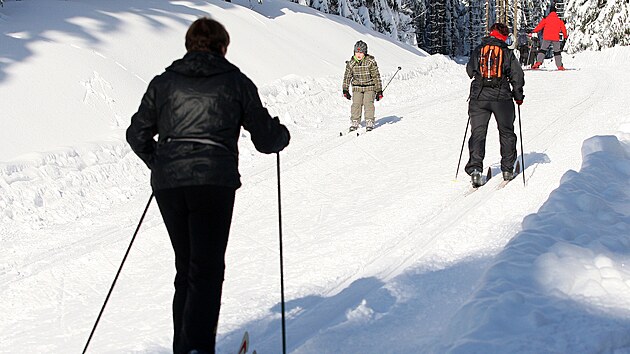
[343,90,351,100]
[515,100,523,105]
[375,91,383,101]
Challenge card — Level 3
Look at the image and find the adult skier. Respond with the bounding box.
[465,23,525,187]
[342,40,383,132]
[530,5,568,70]
[126,18,289,354]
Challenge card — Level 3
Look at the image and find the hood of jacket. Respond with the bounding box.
[166,51,239,77]
[547,11,560,21]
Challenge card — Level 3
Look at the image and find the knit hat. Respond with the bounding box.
[354,40,368,54]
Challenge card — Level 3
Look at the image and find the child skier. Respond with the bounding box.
[342,40,383,132]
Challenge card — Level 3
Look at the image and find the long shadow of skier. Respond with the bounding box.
[372,115,402,129]
[488,151,551,178]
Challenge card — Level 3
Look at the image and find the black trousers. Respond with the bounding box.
[154,185,236,354]
[465,99,517,175]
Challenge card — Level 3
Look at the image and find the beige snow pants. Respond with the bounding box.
[351,90,375,128]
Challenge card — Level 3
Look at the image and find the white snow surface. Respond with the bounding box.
[1,1,630,353]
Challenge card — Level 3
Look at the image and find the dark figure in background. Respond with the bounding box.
[517,28,538,67]
[126,18,289,354]
[465,23,525,187]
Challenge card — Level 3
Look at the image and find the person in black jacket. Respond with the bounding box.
[126,18,289,354]
[465,22,524,187]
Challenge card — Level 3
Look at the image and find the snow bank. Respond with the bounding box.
[568,45,630,68]
[0,139,147,230]
[438,134,630,353]
[0,0,426,161]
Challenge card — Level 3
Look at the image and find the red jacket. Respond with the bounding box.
[533,12,567,41]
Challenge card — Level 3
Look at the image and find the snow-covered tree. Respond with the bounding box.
[463,0,485,55]
[564,0,630,52]
[299,0,629,55]
[307,0,415,44]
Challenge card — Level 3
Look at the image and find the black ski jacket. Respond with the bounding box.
[127,51,290,190]
[467,36,525,102]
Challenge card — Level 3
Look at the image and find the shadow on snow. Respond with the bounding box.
[219,136,630,353]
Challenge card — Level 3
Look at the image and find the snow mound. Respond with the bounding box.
[438,135,630,353]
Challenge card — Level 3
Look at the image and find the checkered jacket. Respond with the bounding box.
[342,55,382,93]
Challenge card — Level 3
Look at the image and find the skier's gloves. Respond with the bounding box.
[515,99,523,105]
[375,91,383,101]
[343,90,351,100]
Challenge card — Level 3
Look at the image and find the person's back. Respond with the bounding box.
[533,11,567,42]
[126,18,289,354]
[531,6,568,70]
[466,35,524,102]
[131,50,288,190]
[464,23,524,187]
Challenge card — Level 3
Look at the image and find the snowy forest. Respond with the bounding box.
[298,0,630,56]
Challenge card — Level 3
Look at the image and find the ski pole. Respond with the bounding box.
[276,153,287,354]
[517,105,526,186]
[382,66,402,93]
[82,193,154,354]
[455,116,471,179]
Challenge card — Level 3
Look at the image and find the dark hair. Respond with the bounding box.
[489,23,510,37]
[185,17,230,54]
[549,5,557,13]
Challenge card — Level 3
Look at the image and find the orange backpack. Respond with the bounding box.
[479,44,504,87]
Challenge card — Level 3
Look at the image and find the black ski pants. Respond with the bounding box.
[465,99,517,175]
[154,185,236,354]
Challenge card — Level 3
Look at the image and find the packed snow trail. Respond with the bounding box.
[2,51,629,353]
[216,54,630,353]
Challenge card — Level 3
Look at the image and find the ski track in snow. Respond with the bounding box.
[2,53,630,353]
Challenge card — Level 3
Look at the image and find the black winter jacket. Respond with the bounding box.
[126,51,290,190]
[467,36,525,101]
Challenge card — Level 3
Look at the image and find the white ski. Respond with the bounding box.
[237,331,249,354]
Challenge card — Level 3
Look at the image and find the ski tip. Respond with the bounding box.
[238,331,249,354]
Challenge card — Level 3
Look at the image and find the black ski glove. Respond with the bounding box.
[375,91,383,101]
[343,90,351,100]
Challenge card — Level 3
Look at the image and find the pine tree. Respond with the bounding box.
[564,0,630,52]
[426,0,447,54]
[302,0,629,56]
[467,0,486,55]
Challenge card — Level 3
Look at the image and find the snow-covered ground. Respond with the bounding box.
[1,1,629,353]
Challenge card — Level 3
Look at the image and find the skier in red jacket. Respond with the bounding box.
[530,5,568,70]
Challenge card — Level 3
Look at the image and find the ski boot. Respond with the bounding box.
[366,120,375,132]
[502,171,515,181]
[471,170,483,188]
[349,125,358,132]
[531,61,542,69]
